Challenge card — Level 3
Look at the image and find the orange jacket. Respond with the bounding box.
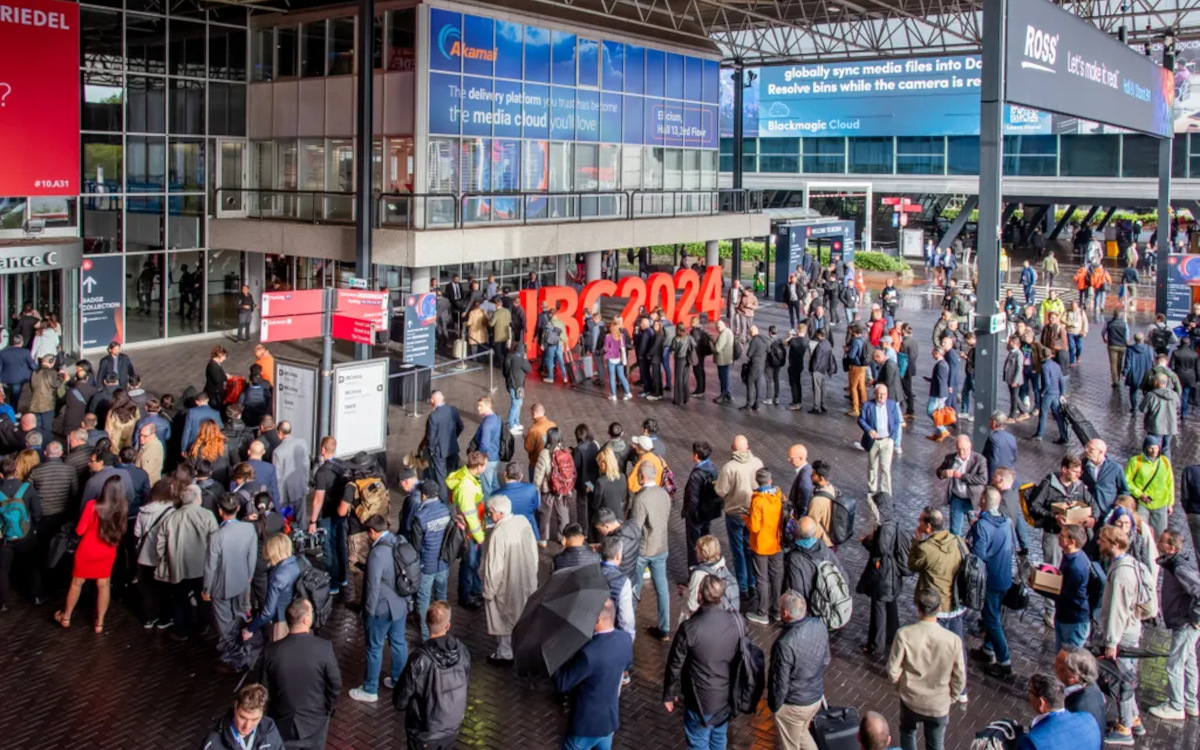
[1073,267,1090,291]
[1090,267,1112,290]
[746,487,784,556]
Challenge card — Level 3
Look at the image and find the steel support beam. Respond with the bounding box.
[354,0,374,361]
[1025,205,1050,240]
[1097,206,1119,231]
[1048,204,1076,240]
[1158,43,1175,317]
[731,65,744,285]
[973,0,1005,446]
[936,196,978,252]
[1079,206,1102,228]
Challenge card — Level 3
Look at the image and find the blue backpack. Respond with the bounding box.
[0,483,31,541]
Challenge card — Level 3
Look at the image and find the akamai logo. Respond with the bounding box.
[437,22,496,62]
[1022,25,1059,73]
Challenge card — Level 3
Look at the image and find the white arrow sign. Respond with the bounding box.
[81,276,97,293]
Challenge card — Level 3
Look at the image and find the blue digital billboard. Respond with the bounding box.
[428,8,719,149]
[720,55,1054,138]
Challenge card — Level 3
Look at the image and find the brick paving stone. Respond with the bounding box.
[0,289,1195,748]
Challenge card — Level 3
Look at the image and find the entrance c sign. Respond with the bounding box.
[517,265,724,354]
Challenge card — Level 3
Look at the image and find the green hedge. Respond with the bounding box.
[643,242,909,272]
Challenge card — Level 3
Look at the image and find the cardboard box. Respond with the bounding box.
[1052,502,1092,525]
[1031,568,1063,595]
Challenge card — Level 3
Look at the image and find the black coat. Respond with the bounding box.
[876,358,902,405]
[607,520,641,585]
[201,714,286,750]
[574,440,600,495]
[205,359,228,410]
[767,617,830,711]
[260,632,343,746]
[424,405,463,461]
[503,351,531,390]
[62,380,98,436]
[856,499,912,603]
[683,460,718,525]
[786,337,808,374]
[1158,551,1200,630]
[394,634,471,741]
[746,334,768,377]
[809,339,837,376]
[783,541,840,608]
[663,605,741,717]
[1170,346,1200,388]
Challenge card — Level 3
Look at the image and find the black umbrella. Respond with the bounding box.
[512,563,611,677]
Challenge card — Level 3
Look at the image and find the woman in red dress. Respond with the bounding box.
[55,476,128,632]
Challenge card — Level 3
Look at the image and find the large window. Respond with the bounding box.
[759,138,799,173]
[328,18,355,75]
[84,73,124,131]
[803,138,845,174]
[849,138,893,174]
[1061,134,1119,177]
[301,22,326,78]
[947,136,980,175]
[896,137,944,175]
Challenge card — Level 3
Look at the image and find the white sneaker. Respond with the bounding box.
[954,693,969,704]
[349,687,379,703]
[609,395,617,401]
[1188,706,1200,718]
[509,425,524,434]
[852,442,865,451]
[895,447,903,455]
[623,393,633,400]
[1149,704,1186,721]
[745,613,770,625]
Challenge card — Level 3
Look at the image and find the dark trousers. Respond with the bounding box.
[648,361,663,397]
[692,358,707,394]
[1008,385,1023,418]
[172,577,208,637]
[901,374,915,415]
[138,563,171,625]
[717,365,731,397]
[752,552,783,617]
[766,366,781,402]
[407,733,458,750]
[237,314,251,342]
[899,702,948,750]
[685,518,710,568]
[30,513,66,600]
[788,368,804,406]
[745,372,765,408]
[787,300,801,328]
[673,361,690,405]
[0,534,36,607]
[494,340,509,368]
[281,721,330,750]
[867,598,900,654]
[638,359,653,392]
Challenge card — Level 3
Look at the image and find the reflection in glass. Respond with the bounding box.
[125,253,166,343]
[127,136,167,192]
[298,139,325,219]
[82,10,123,70]
[168,195,204,249]
[389,8,416,71]
[127,196,165,253]
[167,251,204,337]
[326,139,354,220]
[329,17,354,75]
[169,79,205,135]
[169,138,205,191]
[0,200,25,230]
[253,28,274,81]
[169,19,207,77]
[207,250,245,332]
[209,26,248,81]
[209,83,247,137]
[29,198,77,229]
[84,73,123,131]
[127,76,167,133]
[84,135,124,194]
[276,27,297,78]
[82,196,122,253]
[301,21,326,78]
[126,14,167,74]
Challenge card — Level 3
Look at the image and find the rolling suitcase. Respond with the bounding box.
[810,702,859,750]
[1060,400,1099,446]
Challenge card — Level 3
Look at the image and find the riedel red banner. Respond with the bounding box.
[0,0,80,197]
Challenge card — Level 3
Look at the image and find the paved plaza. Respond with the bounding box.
[1,285,1197,749]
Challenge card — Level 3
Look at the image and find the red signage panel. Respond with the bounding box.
[260,313,323,343]
[0,0,80,196]
[261,289,325,318]
[331,313,374,344]
[335,290,389,328]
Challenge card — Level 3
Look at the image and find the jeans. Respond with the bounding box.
[683,710,729,750]
[458,541,481,603]
[607,360,632,398]
[1184,386,1193,417]
[319,516,348,588]
[634,552,670,632]
[1054,620,1091,653]
[1068,333,1083,364]
[1117,629,1143,727]
[717,365,731,398]
[1129,386,1141,412]
[980,589,1010,664]
[481,460,499,499]
[35,411,53,434]
[237,317,251,342]
[1166,625,1200,712]
[363,613,408,695]
[417,569,449,640]
[1023,284,1035,306]
[959,373,974,414]
[1093,290,1107,317]
[723,514,755,591]
[543,345,568,383]
[506,387,523,429]
[948,495,973,537]
[927,396,947,434]
[563,736,614,750]
[1035,393,1066,441]
[899,702,948,750]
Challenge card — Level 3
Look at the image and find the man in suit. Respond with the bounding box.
[857,384,902,501]
[1016,673,1101,750]
[873,347,903,415]
[424,390,463,497]
[95,340,137,390]
[927,346,953,441]
[444,275,465,322]
[982,412,1019,482]
[350,514,409,703]
[935,434,989,537]
[786,443,813,518]
[553,598,634,750]
[1033,345,1069,444]
[204,493,258,661]
[260,598,343,749]
[246,440,280,505]
[181,391,223,457]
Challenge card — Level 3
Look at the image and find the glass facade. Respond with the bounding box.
[721,133,1193,178]
[72,1,250,344]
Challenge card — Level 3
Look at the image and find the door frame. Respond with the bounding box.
[215,139,249,219]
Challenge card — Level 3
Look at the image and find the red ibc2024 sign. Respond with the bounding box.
[0,0,80,197]
[518,266,724,354]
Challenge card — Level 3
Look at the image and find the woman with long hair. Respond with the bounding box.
[205,345,229,408]
[590,446,628,540]
[31,314,61,363]
[188,419,233,487]
[105,389,140,451]
[134,479,177,629]
[602,322,633,401]
[573,423,599,526]
[55,475,128,632]
[248,491,285,610]
[14,448,39,481]
[244,532,300,642]
[532,426,572,547]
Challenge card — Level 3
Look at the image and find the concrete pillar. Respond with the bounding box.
[705,240,720,267]
[1045,205,1056,234]
[410,267,432,294]
[585,251,602,281]
[556,255,569,286]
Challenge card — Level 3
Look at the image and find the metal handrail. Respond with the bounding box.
[215,187,765,229]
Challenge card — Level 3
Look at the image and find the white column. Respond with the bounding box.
[556,255,569,286]
[705,240,720,267]
[585,251,602,281]
[410,267,433,294]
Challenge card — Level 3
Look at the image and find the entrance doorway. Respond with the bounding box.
[2,270,62,335]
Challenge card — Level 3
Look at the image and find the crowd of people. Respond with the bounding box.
[4,243,1200,750]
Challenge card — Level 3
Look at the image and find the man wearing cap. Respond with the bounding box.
[397,466,423,537]
[627,435,665,495]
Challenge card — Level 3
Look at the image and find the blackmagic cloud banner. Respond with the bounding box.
[1004,0,1174,137]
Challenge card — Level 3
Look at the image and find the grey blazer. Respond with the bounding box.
[203,519,259,600]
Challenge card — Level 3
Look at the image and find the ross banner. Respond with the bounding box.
[331,313,374,344]
[260,313,323,343]
[0,0,80,196]
[335,289,389,329]
[403,292,437,367]
[261,289,324,317]
[331,358,389,458]
[80,255,124,348]
[1004,0,1174,138]
[274,359,318,452]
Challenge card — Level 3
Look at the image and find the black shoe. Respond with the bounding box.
[648,627,671,642]
[168,631,190,642]
[970,647,997,665]
[214,662,238,675]
[738,405,750,411]
[486,655,514,666]
[460,599,483,611]
[985,662,1014,678]
[1053,438,1069,445]
[809,408,821,414]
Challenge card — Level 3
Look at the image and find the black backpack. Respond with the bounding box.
[392,535,423,597]
[1150,326,1172,351]
[695,473,723,524]
[439,504,467,563]
[954,537,987,611]
[730,616,765,714]
[732,338,744,362]
[767,340,786,368]
[498,423,515,462]
[822,488,856,546]
[293,556,332,631]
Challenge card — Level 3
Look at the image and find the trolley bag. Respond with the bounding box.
[1060,400,1099,446]
[810,700,860,750]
